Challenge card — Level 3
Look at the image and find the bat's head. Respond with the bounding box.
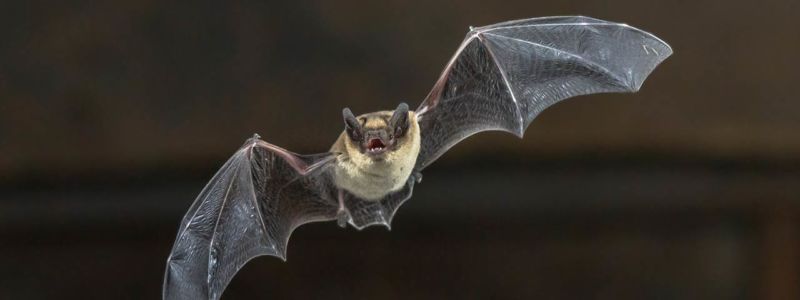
[342,103,414,160]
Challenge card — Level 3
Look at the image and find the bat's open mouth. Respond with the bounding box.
[366,138,387,154]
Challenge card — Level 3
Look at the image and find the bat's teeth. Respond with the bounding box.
[367,138,386,150]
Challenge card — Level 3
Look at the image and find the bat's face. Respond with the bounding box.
[343,103,412,161]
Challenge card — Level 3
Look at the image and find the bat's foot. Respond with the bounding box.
[336,189,351,228]
[411,170,423,183]
[336,209,350,228]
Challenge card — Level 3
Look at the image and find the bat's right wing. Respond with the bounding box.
[415,16,672,170]
[163,135,338,300]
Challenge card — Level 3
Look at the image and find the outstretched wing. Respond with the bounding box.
[415,16,672,169]
[163,135,338,300]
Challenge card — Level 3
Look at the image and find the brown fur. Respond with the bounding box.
[331,110,421,200]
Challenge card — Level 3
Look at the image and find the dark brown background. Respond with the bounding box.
[1,0,798,299]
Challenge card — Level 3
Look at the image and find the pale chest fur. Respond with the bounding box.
[332,128,420,201]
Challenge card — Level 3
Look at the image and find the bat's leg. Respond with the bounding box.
[336,189,351,228]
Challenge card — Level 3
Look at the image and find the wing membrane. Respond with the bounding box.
[345,180,415,230]
[163,137,337,300]
[415,16,672,169]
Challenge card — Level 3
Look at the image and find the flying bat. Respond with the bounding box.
[163,16,672,300]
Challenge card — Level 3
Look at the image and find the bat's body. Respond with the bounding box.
[330,108,422,225]
[163,16,672,300]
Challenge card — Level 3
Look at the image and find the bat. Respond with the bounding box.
[163,16,672,299]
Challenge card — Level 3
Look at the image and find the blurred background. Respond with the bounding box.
[1,0,798,299]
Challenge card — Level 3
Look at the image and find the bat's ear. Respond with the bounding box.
[342,108,360,129]
[343,107,362,141]
[390,103,410,137]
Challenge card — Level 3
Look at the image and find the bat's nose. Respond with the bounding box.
[363,129,393,154]
[364,129,390,142]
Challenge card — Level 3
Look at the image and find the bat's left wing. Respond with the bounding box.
[163,136,339,300]
[415,16,672,170]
